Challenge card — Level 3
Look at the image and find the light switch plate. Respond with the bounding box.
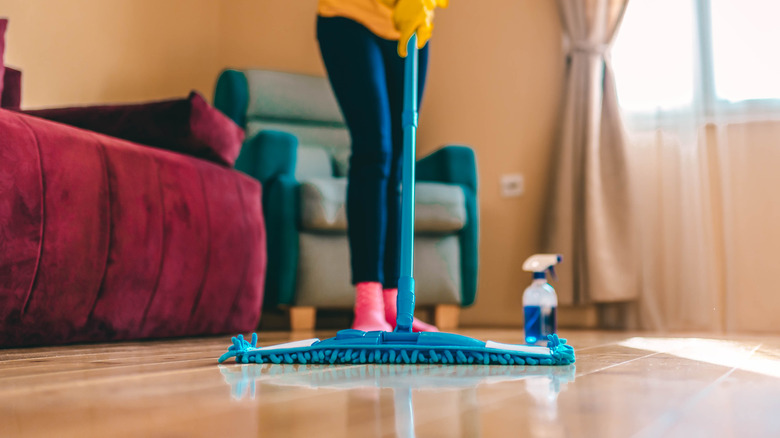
[500,173,524,198]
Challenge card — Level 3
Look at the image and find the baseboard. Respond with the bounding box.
[558,305,599,329]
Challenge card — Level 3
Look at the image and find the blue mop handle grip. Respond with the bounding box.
[396,34,418,333]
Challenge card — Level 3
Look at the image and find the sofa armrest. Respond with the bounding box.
[264,174,301,308]
[235,130,298,185]
[214,69,249,128]
[416,145,479,307]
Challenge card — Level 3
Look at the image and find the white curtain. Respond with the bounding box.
[622,118,780,333]
[612,0,780,332]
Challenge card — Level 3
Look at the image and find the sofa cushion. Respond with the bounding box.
[24,91,244,167]
[2,66,21,110]
[300,178,467,233]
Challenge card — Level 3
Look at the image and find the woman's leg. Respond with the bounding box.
[317,16,393,331]
[380,39,429,290]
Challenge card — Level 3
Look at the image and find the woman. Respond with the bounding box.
[316,0,447,332]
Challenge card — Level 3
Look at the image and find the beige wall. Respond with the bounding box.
[1,0,221,108]
[418,1,565,326]
[218,0,324,76]
[2,0,567,327]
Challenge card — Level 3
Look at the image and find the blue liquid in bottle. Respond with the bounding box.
[524,305,557,344]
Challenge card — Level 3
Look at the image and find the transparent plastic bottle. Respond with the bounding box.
[523,273,558,344]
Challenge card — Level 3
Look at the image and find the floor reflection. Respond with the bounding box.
[219,363,576,437]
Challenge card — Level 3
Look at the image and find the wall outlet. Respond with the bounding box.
[500,173,524,198]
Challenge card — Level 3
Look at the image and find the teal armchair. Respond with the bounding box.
[214,69,479,330]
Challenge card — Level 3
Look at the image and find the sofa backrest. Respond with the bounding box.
[219,69,351,179]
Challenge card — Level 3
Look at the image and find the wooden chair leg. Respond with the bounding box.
[435,304,460,331]
[289,306,316,331]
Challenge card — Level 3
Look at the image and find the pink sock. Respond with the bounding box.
[352,282,392,332]
[383,288,439,332]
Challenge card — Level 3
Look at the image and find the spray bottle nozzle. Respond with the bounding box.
[522,254,563,282]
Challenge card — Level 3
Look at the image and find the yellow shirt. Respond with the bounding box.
[318,0,400,41]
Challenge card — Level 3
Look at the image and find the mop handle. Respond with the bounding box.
[395,34,418,333]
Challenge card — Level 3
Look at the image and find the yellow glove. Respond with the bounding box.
[378,0,448,9]
[389,0,449,57]
[379,0,450,9]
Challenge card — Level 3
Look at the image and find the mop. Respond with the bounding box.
[219,35,575,366]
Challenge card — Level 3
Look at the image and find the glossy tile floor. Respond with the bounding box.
[2,329,780,438]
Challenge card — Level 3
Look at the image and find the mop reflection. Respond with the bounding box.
[220,363,576,437]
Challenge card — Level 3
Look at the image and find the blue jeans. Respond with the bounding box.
[317,16,429,288]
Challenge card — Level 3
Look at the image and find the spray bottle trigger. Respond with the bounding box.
[548,265,557,281]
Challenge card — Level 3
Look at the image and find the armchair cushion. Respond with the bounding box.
[24,91,244,167]
[299,178,467,233]
[299,178,347,231]
[244,70,344,124]
[295,233,461,307]
[297,146,334,180]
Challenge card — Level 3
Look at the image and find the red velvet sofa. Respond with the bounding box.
[0,19,267,347]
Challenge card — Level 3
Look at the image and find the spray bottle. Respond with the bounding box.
[522,254,562,344]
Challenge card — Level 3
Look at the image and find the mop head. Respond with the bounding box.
[218,330,575,366]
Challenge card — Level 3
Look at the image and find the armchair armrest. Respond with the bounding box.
[234,129,300,310]
[264,174,301,308]
[416,145,479,307]
[234,130,298,185]
[416,145,478,193]
[214,69,249,128]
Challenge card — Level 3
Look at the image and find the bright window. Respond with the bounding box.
[611,0,696,112]
[710,0,780,102]
[611,0,780,114]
